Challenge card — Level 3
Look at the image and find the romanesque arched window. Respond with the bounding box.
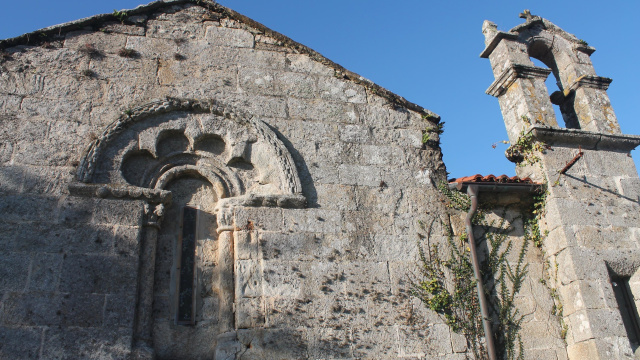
[72,97,305,358]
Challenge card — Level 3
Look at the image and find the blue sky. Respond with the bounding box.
[1,1,638,178]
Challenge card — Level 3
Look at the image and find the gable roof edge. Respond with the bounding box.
[0,0,439,121]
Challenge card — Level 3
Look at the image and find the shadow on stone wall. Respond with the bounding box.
[0,166,143,359]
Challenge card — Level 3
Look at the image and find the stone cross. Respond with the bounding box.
[519,9,534,22]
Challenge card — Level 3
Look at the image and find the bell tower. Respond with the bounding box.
[482,11,640,360]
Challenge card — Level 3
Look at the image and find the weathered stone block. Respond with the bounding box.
[371,127,422,149]
[282,208,342,234]
[60,254,137,294]
[236,328,308,360]
[567,337,634,360]
[158,58,237,90]
[99,21,146,36]
[258,231,319,262]
[236,297,264,329]
[0,195,57,223]
[104,294,136,328]
[88,56,158,83]
[22,166,74,196]
[398,323,453,357]
[219,93,288,118]
[42,327,132,360]
[147,19,207,40]
[340,124,371,144]
[287,97,357,124]
[125,35,177,60]
[0,253,29,292]
[338,164,381,186]
[0,165,24,194]
[64,30,128,54]
[205,26,254,48]
[29,253,63,291]
[318,76,366,104]
[308,162,340,184]
[0,94,23,114]
[351,326,398,358]
[234,206,283,232]
[307,327,353,359]
[234,230,258,260]
[14,223,115,254]
[2,292,58,326]
[0,326,41,360]
[556,248,609,285]
[21,97,91,122]
[286,53,333,76]
[238,48,287,70]
[236,259,262,298]
[265,296,322,328]
[262,260,303,298]
[321,296,370,329]
[92,199,143,227]
[567,309,626,344]
[357,103,413,129]
[574,225,637,250]
[314,184,357,210]
[343,210,394,237]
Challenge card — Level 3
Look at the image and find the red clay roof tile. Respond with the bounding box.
[449,174,536,184]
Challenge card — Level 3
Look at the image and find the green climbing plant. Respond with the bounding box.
[113,9,128,23]
[412,219,486,359]
[422,122,445,144]
[505,128,548,167]
[411,184,543,360]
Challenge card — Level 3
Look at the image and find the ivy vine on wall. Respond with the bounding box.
[411,184,546,360]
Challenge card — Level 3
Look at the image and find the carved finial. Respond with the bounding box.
[482,20,499,45]
[519,9,534,22]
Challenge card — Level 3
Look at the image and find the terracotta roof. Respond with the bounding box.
[449,174,536,184]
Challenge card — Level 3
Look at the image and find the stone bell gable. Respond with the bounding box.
[482,11,640,360]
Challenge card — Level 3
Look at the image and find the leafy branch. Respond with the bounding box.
[411,186,539,360]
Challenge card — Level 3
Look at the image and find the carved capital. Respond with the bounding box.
[486,64,552,97]
[215,206,235,233]
[144,203,165,228]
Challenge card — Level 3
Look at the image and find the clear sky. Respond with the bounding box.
[1,1,638,179]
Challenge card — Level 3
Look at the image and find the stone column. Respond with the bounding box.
[216,204,236,332]
[132,203,165,360]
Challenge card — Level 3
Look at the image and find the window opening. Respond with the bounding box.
[611,276,640,351]
[177,206,198,325]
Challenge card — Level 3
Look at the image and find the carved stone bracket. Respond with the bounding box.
[486,64,552,97]
[565,74,612,95]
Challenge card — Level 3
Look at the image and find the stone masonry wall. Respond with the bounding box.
[0,1,566,359]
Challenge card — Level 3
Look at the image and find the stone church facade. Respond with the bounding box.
[0,1,637,359]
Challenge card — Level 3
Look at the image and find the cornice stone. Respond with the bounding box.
[486,64,551,97]
[530,125,640,151]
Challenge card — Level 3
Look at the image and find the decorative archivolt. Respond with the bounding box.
[75,97,304,203]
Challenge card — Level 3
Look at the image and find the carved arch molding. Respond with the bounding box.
[69,97,306,358]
